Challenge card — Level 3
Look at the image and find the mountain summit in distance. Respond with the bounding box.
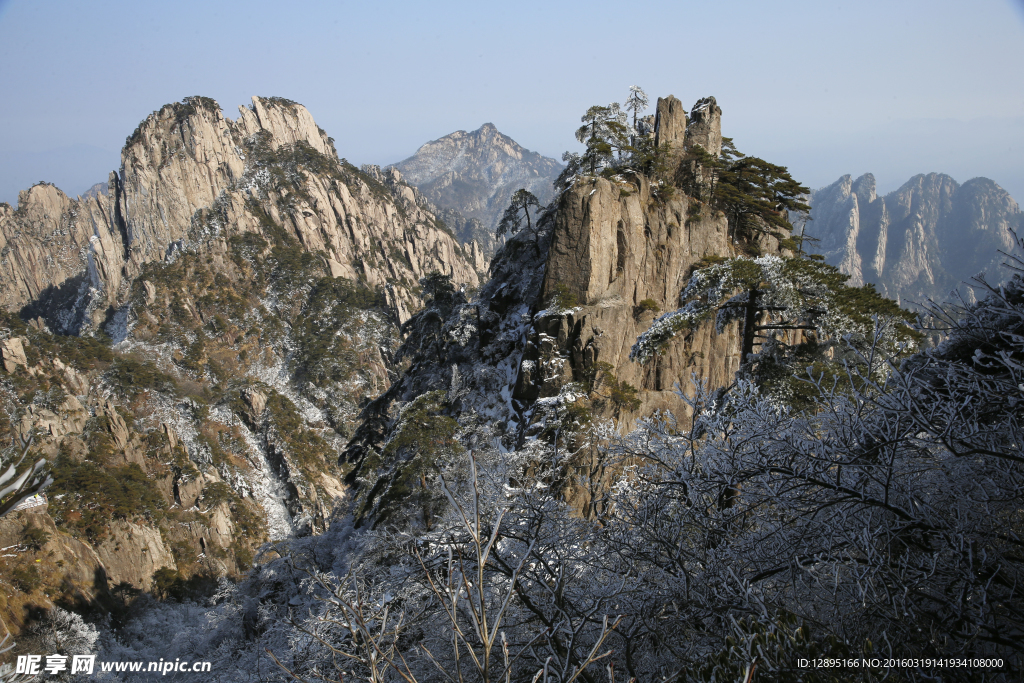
[392,123,562,250]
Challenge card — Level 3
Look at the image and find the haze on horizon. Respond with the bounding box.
[1,0,1022,206]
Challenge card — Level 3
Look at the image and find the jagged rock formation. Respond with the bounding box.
[806,173,1022,304]
[430,206,492,271]
[344,95,778,516]
[655,96,688,154]
[0,96,482,633]
[0,180,128,336]
[392,123,563,250]
[685,96,723,157]
[534,174,743,420]
[522,94,756,424]
[1,96,479,334]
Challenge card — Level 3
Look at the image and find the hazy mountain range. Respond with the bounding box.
[805,172,1022,306]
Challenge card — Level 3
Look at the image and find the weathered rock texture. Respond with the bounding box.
[526,175,753,426]
[1,96,479,334]
[655,95,688,169]
[344,93,785,527]
[392,123,563,247]
[685,96,723,157]
[352,93,770,471]
[0,96,483,626]
[654,94,724,184]
[807,173,1023,304]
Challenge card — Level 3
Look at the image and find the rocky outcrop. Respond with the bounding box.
[654,95,688,169]
[0,95,487,621]
[807,173,1022,304]
[431,206,496,264]
[93,521,177,591]
[0,321,285,628]
[348,93,767,472]
[685,96,723,157]
[342,93,782,529]
[654,95,724,187]
[1,337,27,373]
[0,179,126,334]
[1,96,479,333]
[528,175,744,424]
[392,123,563,243]
[0,510,109,628]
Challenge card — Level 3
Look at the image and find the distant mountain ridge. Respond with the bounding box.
[392,123,563,253]
[805,172,1023,305]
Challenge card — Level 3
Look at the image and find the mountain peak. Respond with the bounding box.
[392,124,563,237]
[808,171,1021,302]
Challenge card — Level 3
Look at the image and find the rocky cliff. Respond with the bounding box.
[0,96,481,636]
[345,94,787,522]
[392,123,563,252]
[1,96,479,334]
[805,172,1022,304]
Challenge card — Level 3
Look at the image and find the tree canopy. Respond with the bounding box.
[682,138,810,242]
[574,103,630,175]
[624,85,649,131]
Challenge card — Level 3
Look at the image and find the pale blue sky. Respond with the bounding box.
[1,0,1022,204]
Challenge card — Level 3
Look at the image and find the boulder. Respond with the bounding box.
[1,337,27,373]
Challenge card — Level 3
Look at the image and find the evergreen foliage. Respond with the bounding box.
[624,85,649,131]
[396,272,468,364]
[681,138,810,241]
[493,189,540,253]
[106,356,177,397]
[574,103,630,175]
[632,252,921,403]
[293,278,390,388]
[49,459,167,541]
[269,252,1024,680]
[358,390,463,530]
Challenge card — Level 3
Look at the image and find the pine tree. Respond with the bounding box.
[631,252,920,403]
[575,104,629,174]
[715,155,810,241]
[680,137,809,242]
[624,85,649,132]
[496,188,542,254]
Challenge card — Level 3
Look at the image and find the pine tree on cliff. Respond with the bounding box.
[631,252,920,404]
[681,138,809,242]
[575,104,629,174]
[624,85,649,132]
[497,189,542,254]
[717,156,810,241]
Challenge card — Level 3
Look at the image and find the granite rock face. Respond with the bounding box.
[351,92,775,476]
[685,96,723,157]
[0,96,483,626]
[0,96,479,333]
[654,95,688,169]
[343,93,788,527]
[392,123,563,244]
[533,174,746,423]
[806,172,1022,304]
